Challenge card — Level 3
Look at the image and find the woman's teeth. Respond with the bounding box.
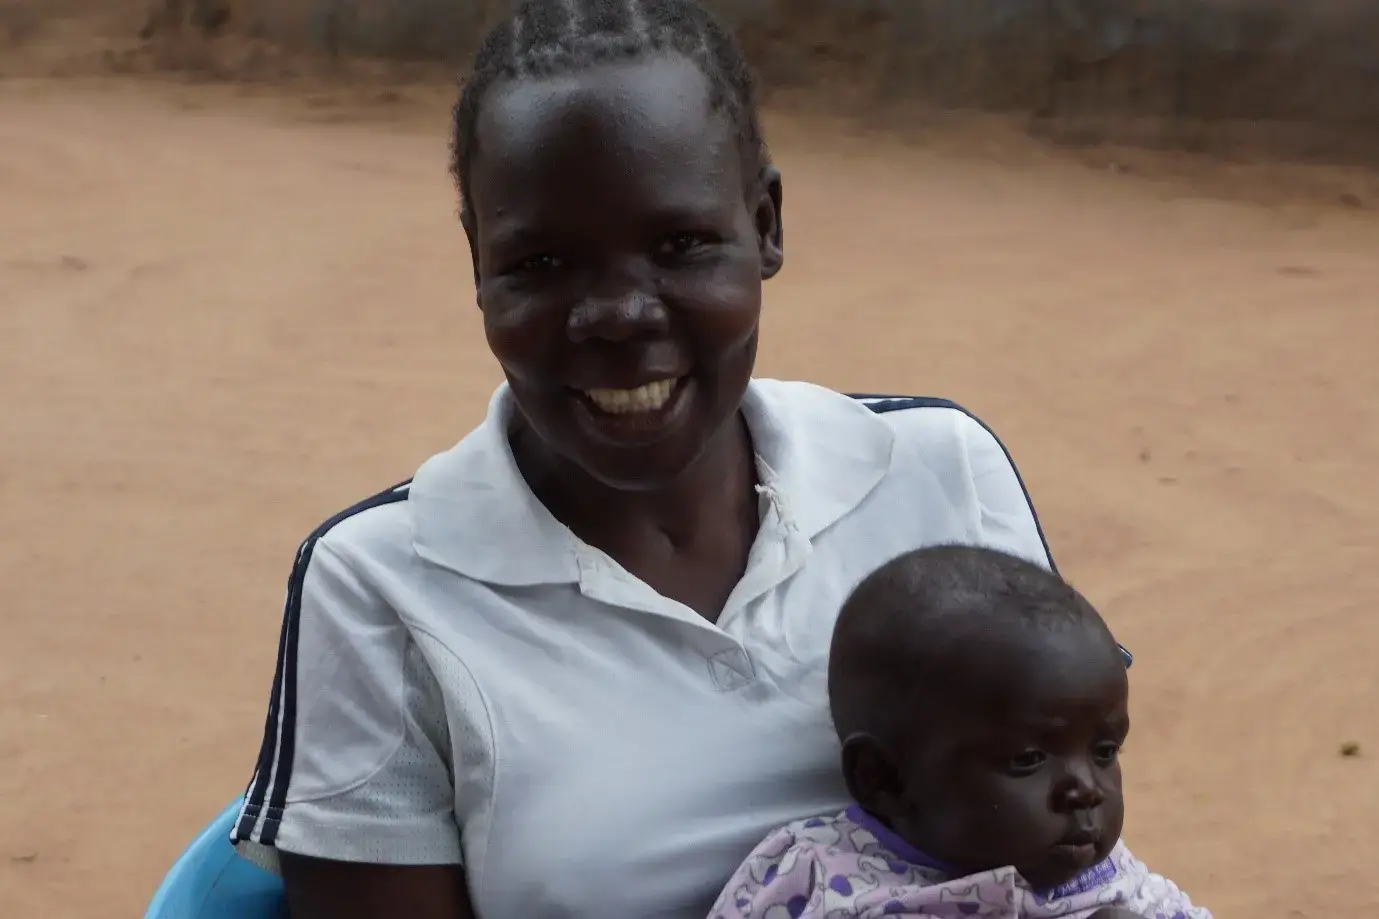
[583,378,678,415]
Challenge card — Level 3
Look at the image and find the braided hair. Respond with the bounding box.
[450,0,768,217]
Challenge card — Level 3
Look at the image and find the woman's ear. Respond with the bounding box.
[753,164,783,280]
[460,206,482,306]
[840,732,907,822]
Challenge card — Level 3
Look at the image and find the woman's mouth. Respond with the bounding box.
[571,376,693,446]
[582,378,679,415]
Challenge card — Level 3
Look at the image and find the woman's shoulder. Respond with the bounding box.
[293,478,417,574]
[859,393,1019,478]
[750,379,1015,469]
[268,476,443,654]
[752,380,1050,568]
[301,387,524,585]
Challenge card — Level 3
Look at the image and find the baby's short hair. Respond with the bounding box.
[828,544,1110,743]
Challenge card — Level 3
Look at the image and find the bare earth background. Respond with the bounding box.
[2,5,1379,919]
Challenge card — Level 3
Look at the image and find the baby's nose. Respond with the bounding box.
[1065,780,1105,808]
[1055,762,1107,810]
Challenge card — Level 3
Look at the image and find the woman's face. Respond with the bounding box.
[466,53,783,491]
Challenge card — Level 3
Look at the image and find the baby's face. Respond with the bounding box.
[890,624,1130,891]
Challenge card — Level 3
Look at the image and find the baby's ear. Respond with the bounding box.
[840,733,906,820]
[752,165,783,279]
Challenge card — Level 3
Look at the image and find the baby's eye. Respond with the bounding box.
[1003,750,1048,776]
[1092,741,1122,766]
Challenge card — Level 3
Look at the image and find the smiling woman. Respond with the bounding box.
[225,2,1067,918]
[469,50,778,505]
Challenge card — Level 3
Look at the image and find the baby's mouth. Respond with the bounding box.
[1045,826,1104,875]
[1057,827,1099,848]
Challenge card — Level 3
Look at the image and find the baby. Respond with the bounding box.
[711,545,1211,919]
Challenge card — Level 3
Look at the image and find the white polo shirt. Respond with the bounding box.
[231,379,1055,919]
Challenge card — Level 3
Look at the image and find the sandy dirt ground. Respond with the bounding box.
[2,76,1378,919]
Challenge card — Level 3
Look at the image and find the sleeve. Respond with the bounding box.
[953,411,1056,572]
[230,537,463,871]
[708,828,824,919]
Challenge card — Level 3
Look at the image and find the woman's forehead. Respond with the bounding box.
[479,54,714,147]
[469,55,742,220]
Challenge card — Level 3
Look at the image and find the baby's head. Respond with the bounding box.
[448,0,784,491]
[829,545,1130,890]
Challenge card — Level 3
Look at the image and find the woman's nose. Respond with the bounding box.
[566,288,670,343]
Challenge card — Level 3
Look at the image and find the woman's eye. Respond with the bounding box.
[1004,750,1048,775]
[656,233,708,257]
[515,253,562,274]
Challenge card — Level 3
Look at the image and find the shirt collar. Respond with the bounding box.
[409,379,896,586]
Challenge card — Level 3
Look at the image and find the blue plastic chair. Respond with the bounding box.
[144,798,287,919]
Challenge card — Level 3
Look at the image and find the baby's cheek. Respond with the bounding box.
[920,781,1028,864]
[1100,783,1127,842]
[979,777,1064,846]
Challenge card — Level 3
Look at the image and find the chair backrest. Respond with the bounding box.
[145,798,286,919]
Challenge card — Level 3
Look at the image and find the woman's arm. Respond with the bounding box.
[233,530,471,912]
[281,855,475,919]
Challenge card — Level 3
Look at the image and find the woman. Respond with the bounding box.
[230,1,1067,916]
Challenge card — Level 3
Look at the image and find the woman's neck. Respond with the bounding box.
[511,411,759,552]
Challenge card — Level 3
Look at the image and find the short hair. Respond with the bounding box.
[449,0,769,218]
[828,545,1107,742]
